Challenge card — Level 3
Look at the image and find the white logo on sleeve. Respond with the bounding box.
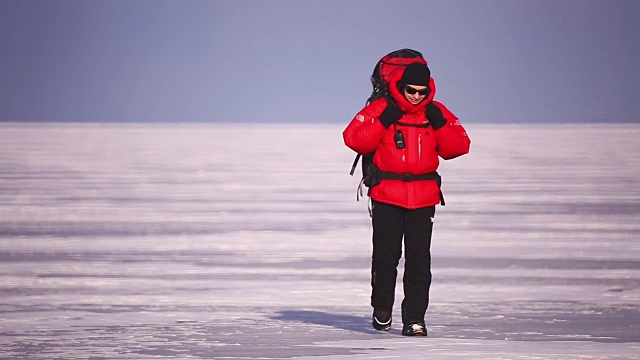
[356,114,365,122]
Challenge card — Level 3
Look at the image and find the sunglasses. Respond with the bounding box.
[404,86,429,96]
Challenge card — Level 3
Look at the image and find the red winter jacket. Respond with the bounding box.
[343,62,470,209]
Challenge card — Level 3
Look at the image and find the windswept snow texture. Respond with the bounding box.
[1,123,639,359]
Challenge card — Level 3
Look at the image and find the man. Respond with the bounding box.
[343,56,470,336]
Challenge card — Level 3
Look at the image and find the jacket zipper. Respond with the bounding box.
[418,133,422,164]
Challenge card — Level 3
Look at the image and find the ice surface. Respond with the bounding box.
[0,122,639,359]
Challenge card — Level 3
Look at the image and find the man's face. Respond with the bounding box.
[403,85,429,105]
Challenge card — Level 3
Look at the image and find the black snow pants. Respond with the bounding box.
[370,200,435,324]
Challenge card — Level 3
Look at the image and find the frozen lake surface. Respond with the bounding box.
[1,122,639,359]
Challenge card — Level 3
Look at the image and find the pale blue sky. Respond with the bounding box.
[1,0,639,123]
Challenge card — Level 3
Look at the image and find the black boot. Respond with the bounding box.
[402,321,427,336]
[372,308,392,331]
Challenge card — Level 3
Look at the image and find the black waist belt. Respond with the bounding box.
[363,164,445,206]
[377,171,441,183]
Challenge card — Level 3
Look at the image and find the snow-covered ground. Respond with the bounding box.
[0,122,639,359]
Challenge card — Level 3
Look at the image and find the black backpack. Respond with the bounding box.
[349,49,426,179]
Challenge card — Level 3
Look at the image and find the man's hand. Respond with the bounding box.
[426,102,447,130]
[379,98,403,128]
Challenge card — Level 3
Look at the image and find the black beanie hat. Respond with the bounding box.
[400,62,431,86]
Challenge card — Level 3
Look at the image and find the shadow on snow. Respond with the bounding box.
[272,310,385,335]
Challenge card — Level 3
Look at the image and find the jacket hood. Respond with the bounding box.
[388,60,436,114]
